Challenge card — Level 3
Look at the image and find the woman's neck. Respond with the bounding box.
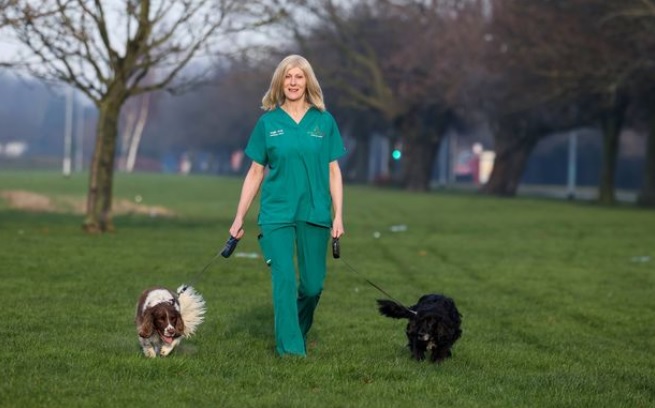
[281,100,310,124]
[281,100,309,114]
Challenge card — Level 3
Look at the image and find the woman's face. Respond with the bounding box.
[283,66,307,103]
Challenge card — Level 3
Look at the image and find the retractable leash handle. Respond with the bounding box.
[221,236,240,258]
[332,237,340,259]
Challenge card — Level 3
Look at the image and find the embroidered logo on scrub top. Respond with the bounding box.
[269,129,284,137]
[308,126,324,138]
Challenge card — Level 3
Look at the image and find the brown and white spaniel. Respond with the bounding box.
[135,285,206,358]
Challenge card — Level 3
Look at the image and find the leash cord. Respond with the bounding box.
[180,252,222,293]
[180,235,239,293]
[338,258,417,316]
[183,239,416,317]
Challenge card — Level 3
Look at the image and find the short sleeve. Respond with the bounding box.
[327,113,346,162]
[244,117,267,165]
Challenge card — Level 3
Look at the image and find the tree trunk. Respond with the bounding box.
[402,135,440,191]
[482,118,538,196]
[83,94,124,233]
[637,109,655,207]
[396,108,447,191]
[598,94,628,205]
[346,116,372,184]
[349,136,370,183]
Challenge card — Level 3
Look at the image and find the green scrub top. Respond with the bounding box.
[245,106,346,227]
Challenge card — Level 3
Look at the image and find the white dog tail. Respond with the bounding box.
[176,285,206,337]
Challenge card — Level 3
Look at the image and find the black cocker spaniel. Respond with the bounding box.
[377,293,462,363]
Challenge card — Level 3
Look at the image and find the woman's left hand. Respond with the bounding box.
[332,217,344,239]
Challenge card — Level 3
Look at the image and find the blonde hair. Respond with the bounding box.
[261,54,326,111]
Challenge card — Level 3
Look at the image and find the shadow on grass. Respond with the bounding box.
[223,303,274,340]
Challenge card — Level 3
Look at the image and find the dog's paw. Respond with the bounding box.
[429,347,453,363]
[412,351,426,361]
[159,342,178,357]
[142,347,157,358]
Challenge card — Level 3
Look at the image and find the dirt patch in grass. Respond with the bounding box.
[0,190,176,217]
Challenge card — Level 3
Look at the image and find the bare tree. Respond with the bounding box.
[4,0,291,232]
[478,1,601,196]
[547,0,655,205]
[0,0,19,27]
[290,0,486,190]
[639,99,655,206]
[140,59,271,166]
[606,0,655,207]
[479,0,653,202]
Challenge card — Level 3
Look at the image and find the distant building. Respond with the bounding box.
[0,142,29,157]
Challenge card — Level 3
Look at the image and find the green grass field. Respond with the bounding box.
[1,171,654,408]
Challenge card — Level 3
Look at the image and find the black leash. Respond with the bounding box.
[180,236,240,293]
[332,238,416,315]
[183,236,415,317]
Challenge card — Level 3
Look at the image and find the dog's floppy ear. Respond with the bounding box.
[174,312,185,334]
[138,308,155,338]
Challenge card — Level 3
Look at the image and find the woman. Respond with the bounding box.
[228,54,346,357]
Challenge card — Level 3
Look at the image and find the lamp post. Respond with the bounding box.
[75,92,84,172]
[63,86,73,177]
[566,130,578,200]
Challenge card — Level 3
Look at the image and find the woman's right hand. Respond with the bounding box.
[229,219,245,240]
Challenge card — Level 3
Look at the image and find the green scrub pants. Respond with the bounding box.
[258,222,330,356]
